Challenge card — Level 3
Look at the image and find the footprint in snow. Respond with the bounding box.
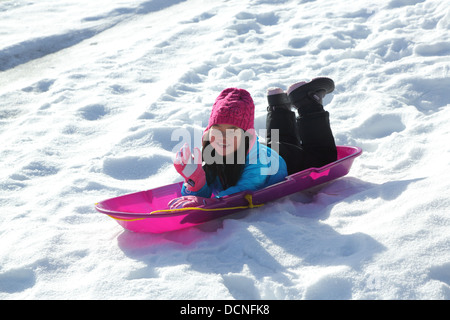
[0,268,36,294]
[221,274,260,300]
[429,263,450,287]
[78,104,108,121]
[21,161,60,177]
[21,79,55,93]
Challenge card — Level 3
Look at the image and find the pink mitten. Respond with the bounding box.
[174,143,206,192]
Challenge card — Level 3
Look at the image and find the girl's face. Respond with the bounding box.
[209,124,243,156]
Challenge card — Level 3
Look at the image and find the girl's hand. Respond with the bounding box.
[173,143,206,192]
[168,196,217,209]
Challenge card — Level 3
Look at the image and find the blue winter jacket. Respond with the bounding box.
[181,138,288,198]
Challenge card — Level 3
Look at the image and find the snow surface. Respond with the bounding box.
[1,0,449,300]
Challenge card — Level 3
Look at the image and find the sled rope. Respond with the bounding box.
[106,194,263,221]
[148,194,263,215]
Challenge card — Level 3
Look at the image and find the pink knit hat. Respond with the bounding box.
[205,88,255,133]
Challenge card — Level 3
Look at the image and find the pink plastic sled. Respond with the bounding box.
[95,146,362,233]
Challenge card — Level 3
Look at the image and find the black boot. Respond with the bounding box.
[265,87,299,147]
[266,87,291,111]
[287,77,337,168]
[287,77,335,117]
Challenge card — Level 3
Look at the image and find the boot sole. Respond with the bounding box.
[287,77,335,98]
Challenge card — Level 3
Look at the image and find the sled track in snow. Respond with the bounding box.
[0,0,187,71]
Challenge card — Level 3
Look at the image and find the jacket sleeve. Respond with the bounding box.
[216,140,285,198]
[180,164,265,198]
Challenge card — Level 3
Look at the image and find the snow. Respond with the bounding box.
[0,0,449,300]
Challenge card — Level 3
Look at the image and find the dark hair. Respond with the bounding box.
[202,131,251,190]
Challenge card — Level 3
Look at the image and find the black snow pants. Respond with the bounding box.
[266,108,337,176]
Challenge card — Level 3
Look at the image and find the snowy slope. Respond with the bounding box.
[0,0,449,299]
